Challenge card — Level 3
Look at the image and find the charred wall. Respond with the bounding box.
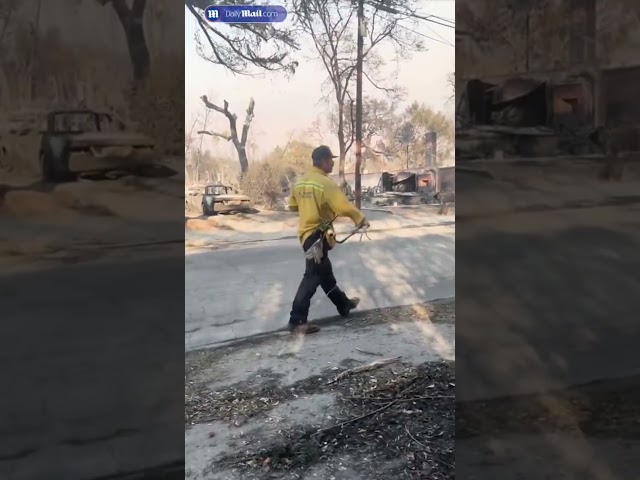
[600,66,640,126]
[457,0,640,130]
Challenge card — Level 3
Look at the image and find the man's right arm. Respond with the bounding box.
[287,193,298,212]
[325,182,366,226]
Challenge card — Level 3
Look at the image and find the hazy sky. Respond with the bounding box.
[185,1,455,159]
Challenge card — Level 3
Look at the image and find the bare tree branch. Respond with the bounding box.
[240,98,256,145]
[200,95,236,121]
[186,0,300,76]
[292,0,424,181]
[363,70,396,94]
[197,130,233,141]
[447,71,455,102]
[185,115,200,158]
[362,141,386,155]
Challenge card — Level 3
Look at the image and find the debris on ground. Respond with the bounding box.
[457,374,640,439]
[207,361,454,479]
[186,300,455,480]
[327,356,402,384]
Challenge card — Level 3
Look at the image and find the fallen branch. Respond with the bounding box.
[404,424,427,448]
[345,394,455,402]
[327,356,402,384]
[355,347,384,357]
[312,399,399,436]
[405,424,454,469]
[313,382,416,436]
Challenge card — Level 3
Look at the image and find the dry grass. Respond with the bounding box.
[1,191,78,218]
[185,218,235,232]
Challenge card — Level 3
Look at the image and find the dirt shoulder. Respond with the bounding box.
[0,165,183,273]
[184,206,454,251]
[185,300,455,480]
[455,375,640,478]
[457,374,640,439]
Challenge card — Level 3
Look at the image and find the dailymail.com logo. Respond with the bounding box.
[204,5,288,23]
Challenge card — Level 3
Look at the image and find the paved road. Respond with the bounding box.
[455,168,640,478]
[0,253,184,480]
[185,225,456,350]
[454,170,640,402]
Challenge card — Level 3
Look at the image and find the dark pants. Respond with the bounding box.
[289,230,351,327]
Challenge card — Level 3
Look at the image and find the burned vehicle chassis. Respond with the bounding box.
[201,184,253,216]
[39,109,154,182]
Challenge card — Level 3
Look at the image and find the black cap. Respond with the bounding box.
[311,145,338,164]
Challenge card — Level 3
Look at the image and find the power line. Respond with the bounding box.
[396,22,454,47]
[361,3,454,47]
[363,1,455,28]
[408,12,456,30]
[427,14,455,26]
[422,19,454,46]
[410,14,455,29]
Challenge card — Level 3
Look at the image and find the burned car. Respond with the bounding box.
[0,109,46,173]
[201,184,252,215]
[39,109,155,181]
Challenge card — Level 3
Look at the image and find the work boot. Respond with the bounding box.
[289,323,321,335]
[340,297,360,318]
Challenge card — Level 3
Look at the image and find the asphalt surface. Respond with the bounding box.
[455,207,640,402]
[454,167,640,479]
[455,211,640,479]
[0,252,184,480]
[185,225,456,350]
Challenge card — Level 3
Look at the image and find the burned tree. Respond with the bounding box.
[396,122,416,169]
[447,72,455,102]
[198,95,255,174]
[360,97,396,171]
[97,0,150,82]
[293,0,424,183]
[590,126,637,182]
[0,0,16,47]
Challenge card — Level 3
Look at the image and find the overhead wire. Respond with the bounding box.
[397,23,453,47]
[361,2,454,47]
[363,0,455,29]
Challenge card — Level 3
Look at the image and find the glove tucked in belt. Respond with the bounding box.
[304,236,324,263]
[324,228,336,249]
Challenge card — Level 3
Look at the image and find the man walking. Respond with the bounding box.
[287,145,369,335]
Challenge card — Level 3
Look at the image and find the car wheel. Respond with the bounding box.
[202,202,217,216]
[40,150,69,183]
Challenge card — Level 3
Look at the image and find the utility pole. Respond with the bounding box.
[354,0,364,209]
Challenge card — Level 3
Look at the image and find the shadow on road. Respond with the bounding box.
[457,222,640,401]
[185,226,455,351]
[456,202,640,478]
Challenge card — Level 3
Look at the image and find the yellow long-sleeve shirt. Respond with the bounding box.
[288,167,365,244]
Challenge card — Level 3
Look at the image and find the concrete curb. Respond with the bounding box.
[457,195,640,221]
[186,296,456,354]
